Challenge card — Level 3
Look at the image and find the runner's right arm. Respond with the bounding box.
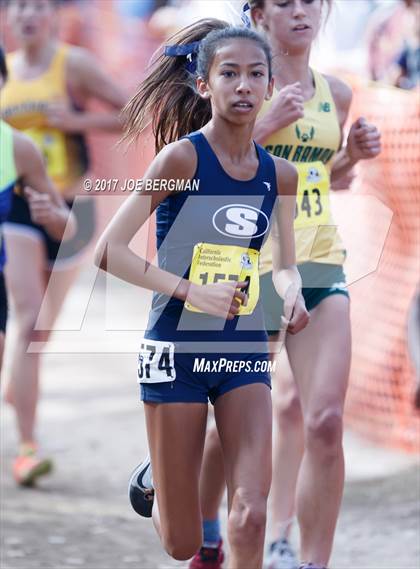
[253,82,305,145]
[94,139,247,320]
[13,131,76,241]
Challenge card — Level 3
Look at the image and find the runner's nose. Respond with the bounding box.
[236,75,251,94]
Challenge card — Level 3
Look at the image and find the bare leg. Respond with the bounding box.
[200,422,226,521]
[4,232,81,445]
[0,332,5,375]
[196,345,304,548]
[4,235,47,444]
[286,295,351,565]
[215,383,272,569]
[270,344,304,541]
[38,263,81,332]
[144,401,208,560]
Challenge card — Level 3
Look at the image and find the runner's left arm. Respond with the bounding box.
[328,75,381,184]
[271,158,309,334]
[47,47,126,133]
[14,131,77,241]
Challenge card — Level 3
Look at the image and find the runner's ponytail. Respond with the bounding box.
[122,19,229,153]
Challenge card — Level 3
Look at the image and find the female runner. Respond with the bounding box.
[1,0,126,485]
[0,43,74,384]
[96,21,308,568]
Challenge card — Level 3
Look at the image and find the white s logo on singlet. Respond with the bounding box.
[212,204,269,239]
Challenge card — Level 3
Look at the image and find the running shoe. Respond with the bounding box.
[12,448,53,487]
[267,538,299,569]
[128,456,154,518]
[189,539,224,569]
[299,564,327,569]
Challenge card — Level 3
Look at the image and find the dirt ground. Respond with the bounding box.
[1,271,419,569]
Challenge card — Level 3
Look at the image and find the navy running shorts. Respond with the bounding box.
[139,341,271,405]
[6,192,95,268]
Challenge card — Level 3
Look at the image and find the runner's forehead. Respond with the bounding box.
[211,39,268,68]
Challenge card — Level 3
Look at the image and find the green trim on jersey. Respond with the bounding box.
[0,120,17,192]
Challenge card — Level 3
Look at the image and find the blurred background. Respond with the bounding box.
[1,1,419,568]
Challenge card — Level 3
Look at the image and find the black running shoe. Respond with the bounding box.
[128,457,154,518]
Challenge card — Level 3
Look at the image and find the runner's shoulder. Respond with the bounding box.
[323,74,353,115]
[66,44,97,71]
[147,139,197,182]
[65,45,111,88]
[12,130,44,173]
[272,156,298,196]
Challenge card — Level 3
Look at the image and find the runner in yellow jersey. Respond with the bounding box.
[0,44,77,483]
[187,2,381,569]
[1,0,126,486]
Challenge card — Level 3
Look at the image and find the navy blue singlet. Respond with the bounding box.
[145,131,279,349]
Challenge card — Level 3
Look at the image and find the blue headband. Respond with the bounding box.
[242,2,252,29]
[164,41,201,74]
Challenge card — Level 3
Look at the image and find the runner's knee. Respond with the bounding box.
[14,304,47,344]
[228,488,267,548]
[305,407,343,451]
[163,530,202,561]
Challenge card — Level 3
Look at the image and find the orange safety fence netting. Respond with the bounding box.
[340,76,420,452]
